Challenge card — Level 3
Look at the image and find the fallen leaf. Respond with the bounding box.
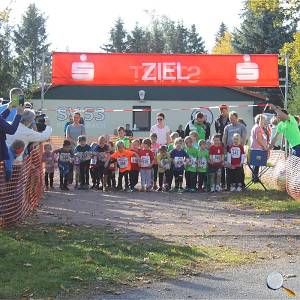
[70,276,84,281]
[56,247,63,251]
[23,263,32,267]
[284,274,297,278]
[85,255,93,263]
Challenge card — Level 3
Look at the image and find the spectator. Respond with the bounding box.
[6,109,51,159]
[269,105,300,157]
[0,103,23,162]
[66,112,86,148]
[125,123,133,137]
[184,112,210,140]
[249,114,268,182]
[269,116,281,150]
[222,111,247,149]
[150,113,171,146]
[176,124,185,139]
[64,115,74,135]
[215,104,230,140]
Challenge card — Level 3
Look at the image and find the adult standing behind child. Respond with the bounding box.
[150,113,171,146]
[66,112,86,149]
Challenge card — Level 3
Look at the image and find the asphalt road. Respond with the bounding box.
[96,256,299,300]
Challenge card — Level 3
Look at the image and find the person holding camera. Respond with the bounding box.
[0,102,24,162]
[6,109,52,159]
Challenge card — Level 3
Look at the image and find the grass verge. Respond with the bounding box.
[0,224,255,299]
[229,184,300,213]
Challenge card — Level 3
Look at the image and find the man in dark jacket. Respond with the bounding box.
[215,104,230,140]
[0,103,23,161]
[184,112,210,140]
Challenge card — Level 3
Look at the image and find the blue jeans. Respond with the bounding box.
[291,144,300,157]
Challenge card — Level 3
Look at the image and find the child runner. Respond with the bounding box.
[227,133,245,192]
[156,145,172,191]
[184,136,198,192]
[54,139,73,191]
[197,139,209,192]
[74,135,91,190]
[150,132,160,190]
[139,138,154,192]
[130,139,141,191]
[107,141,116,190]
[111,141,137,191]
[42,143,55,189]
[115,126,130,149]
[94,136,110,191]
[170,137,188,192]
[89,142,99,189]
[167,132,179,152]
[189,131,200,149]
[209,134,224,193]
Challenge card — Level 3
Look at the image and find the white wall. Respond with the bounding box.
[31,99,254,138]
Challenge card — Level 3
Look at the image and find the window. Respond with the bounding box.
[132,106,151,131]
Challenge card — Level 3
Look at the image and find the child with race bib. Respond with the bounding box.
[110,140,138,191]
[167,132,179,152]
[197,139,209,192]
[170,137,188,192]
[227,133,245,192]
[89,142,99,189]
[209,135,224,193]
[184,136,198,192]
[139,138,154,192]
[74,135,91,190]
[130,139,141,191]
[156,145,172,191]
[189,131,200,149]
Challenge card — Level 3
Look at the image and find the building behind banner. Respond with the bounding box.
[31,85,267,137]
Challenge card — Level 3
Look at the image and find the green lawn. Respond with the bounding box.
[229,182,300,213]
[0,224,255,299]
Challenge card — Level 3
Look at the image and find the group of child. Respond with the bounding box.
[42,126,246,193]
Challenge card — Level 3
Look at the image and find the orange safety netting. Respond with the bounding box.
[0,146,44,227]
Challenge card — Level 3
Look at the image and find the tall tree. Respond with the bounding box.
[127,23,149,53]
[102,18,128,53]
[13,4,50,87]
[215,22,228,43]
[232,1,298,54]
[212,31,234,54]
[149,19,165,53]
[187,24,206,54]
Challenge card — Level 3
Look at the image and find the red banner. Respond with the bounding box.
[52,52,279,87]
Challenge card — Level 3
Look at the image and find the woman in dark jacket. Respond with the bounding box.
[0,104,23,161]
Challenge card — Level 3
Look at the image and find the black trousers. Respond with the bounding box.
[173,170,184,188]
[197,172,207,189]
[60,172,69,187]
[152,164,158,185]
[185,171,197,189]
[107,171,116,188]
[227,167,243,185]
[79,160,90,185]
[118,171,129,189]
[129,170,139,189]
[90,167,99,186]
[158,170,172,188]
[45,172,54,187]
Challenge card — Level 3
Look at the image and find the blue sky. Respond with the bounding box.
[3,0,244,52]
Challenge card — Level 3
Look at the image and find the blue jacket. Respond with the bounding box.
[0,109,21,161]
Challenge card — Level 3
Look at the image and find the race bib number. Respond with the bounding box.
[140,155,151,168]
[198,157,207,169]
[90,157,97,165]
[160,159,170,170]
[212,154,221,163]
[117,157,128,169]
[81,151,91,161]
[131,156,140,164]
[189,157,197,168]
[60,153,71,162]
[174,156,184,168]
[231,147,241,159]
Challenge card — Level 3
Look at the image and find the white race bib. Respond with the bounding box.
[190,157,197,168]
[212,154,221,163]
[117,157,128,169]
[60,153,71,162]
[198,157,207,169]
[131,156,139,164]
[174,156,184,168]
[231,147,241,159]
[140,155,151,168]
